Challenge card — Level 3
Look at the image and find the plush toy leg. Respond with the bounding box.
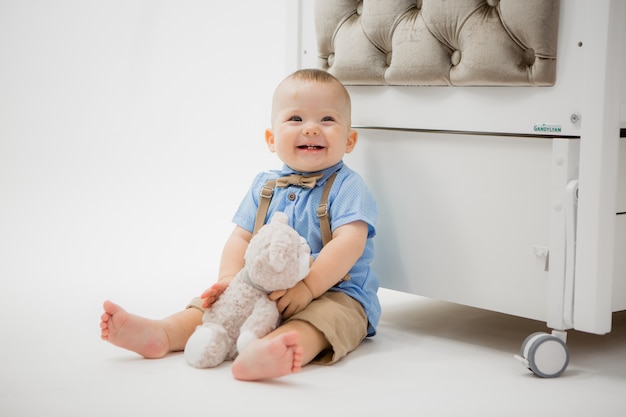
[236,297,280,353]
[184,323,231,368]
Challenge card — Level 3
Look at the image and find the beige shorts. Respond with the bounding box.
[187,290,368,365]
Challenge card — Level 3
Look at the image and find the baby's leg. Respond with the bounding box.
[100,300,201,358]
[231,320,329,381]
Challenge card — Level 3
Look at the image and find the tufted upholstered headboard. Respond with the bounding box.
[315,0,560,86]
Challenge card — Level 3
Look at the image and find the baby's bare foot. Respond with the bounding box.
[231,331,303,381]
[100,300,170,359]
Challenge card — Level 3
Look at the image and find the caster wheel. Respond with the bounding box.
[518,332,569,378]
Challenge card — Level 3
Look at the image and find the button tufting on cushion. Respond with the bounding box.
[451,50,461,66]
[523,48,536,66]
[315,0,560,86]
[327,53,335,68]
[386,52,393,67]
[356,1,363,15]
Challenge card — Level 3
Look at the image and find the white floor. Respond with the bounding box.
[1,287,625,417]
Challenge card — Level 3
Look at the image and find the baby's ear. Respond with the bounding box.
[265,129,276,152]
[345,129,358,153]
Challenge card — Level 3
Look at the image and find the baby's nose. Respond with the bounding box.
[303,124,320,135]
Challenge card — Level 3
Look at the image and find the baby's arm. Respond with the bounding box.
[201,225,252,308]
[272,220,368,317]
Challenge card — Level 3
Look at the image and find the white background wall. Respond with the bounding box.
[1,0,624,343]
[0,0,293,328]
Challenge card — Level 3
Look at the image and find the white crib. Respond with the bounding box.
[291,0,626,377]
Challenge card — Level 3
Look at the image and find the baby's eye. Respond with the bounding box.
[321,116,335,122]
[288,115,302,122]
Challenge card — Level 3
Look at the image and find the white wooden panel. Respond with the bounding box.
[345,129,553,321]
[618,138,626,212]
[572,0,624,334]
[613,215,626,310]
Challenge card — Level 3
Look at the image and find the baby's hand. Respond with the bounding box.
[201,279,231,308]
[270,281,313,318]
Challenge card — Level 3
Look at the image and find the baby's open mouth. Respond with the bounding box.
[298,145,324,150]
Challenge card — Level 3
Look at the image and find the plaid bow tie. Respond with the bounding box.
[275,173,323,189]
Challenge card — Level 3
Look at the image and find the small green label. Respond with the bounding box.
[533,123,562,133]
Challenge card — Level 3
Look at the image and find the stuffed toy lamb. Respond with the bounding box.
[184,212,311,368]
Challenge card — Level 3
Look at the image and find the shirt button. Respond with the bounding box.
[288,192,296,201]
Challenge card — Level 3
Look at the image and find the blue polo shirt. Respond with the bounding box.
[232,161,381,336]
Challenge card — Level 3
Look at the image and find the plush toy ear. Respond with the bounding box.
[270,211,288,225]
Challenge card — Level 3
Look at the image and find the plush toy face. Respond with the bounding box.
[244,212,310,292]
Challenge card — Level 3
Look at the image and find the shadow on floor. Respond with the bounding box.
[379,294,626,379]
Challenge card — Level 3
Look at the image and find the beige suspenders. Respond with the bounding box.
[316,173,336,247]
[253,179,279,236]
[252,172,349,282]
[253,172,337,246]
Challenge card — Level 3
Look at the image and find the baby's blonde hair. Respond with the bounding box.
[288,69,351,105]
[273,68,352,124]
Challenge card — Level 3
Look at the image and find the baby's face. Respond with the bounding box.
[265,79,357,173]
